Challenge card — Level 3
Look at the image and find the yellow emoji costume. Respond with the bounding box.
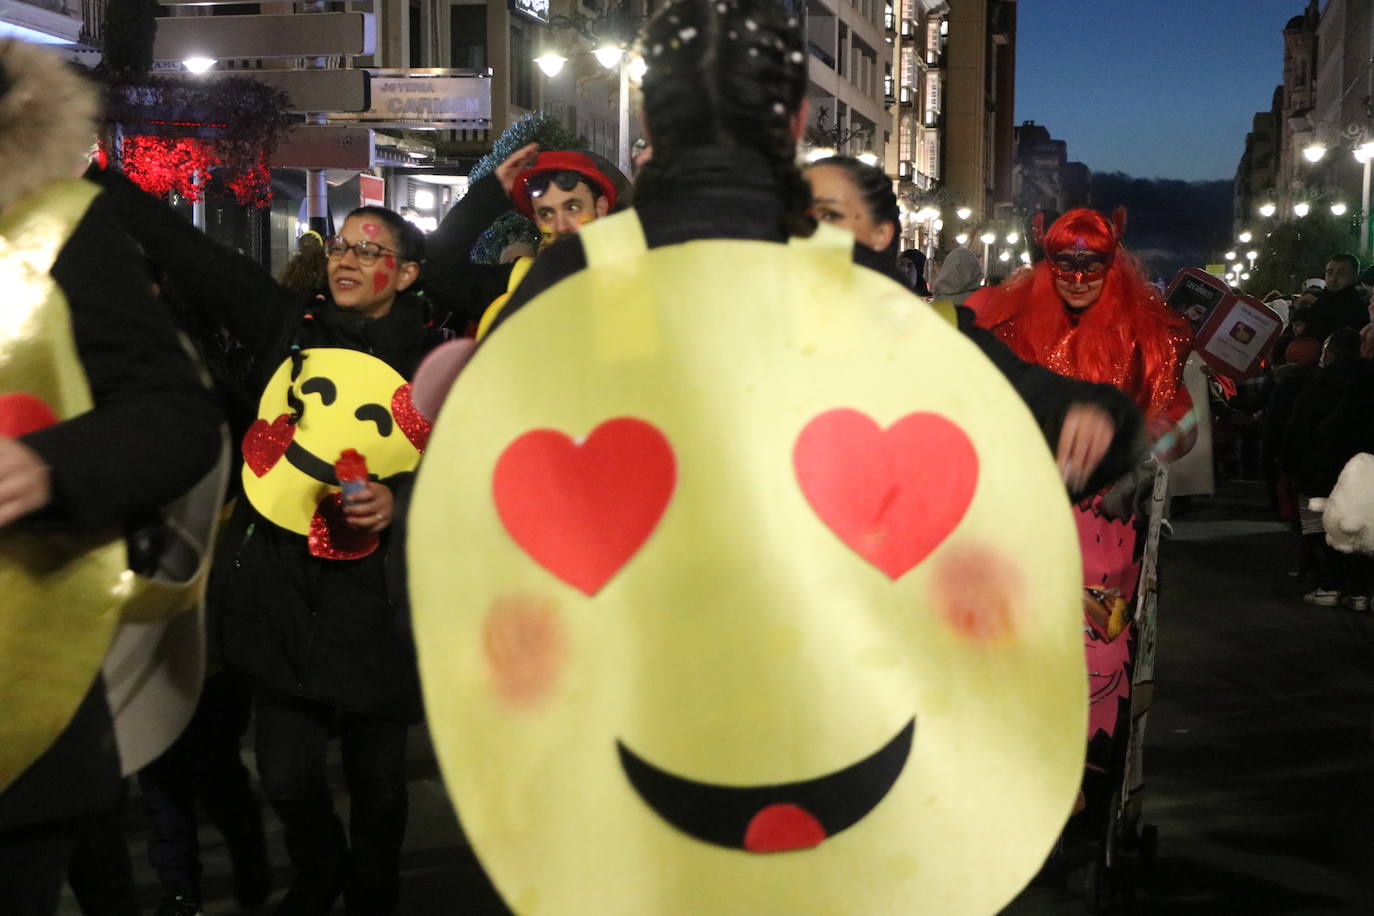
[242,348,427,548]
[0,179,222,794]
[410,214,1086,914]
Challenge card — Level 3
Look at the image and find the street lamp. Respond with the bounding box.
[1237,230,1252,243]
[1302,142,1327,163]
[1357,142,1374,255]
[1294,202,1310,217]
[1005,231,1019,245]
[1224,251,1236,261]
[956,206,972,220]
[1331,202,1348,216]
[183,57,216,74]
[1259,202,1277,217]
[534,52,567,77]
[955,232,969,245]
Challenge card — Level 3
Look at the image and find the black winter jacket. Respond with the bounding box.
[491,147,1144,497]
[94,168,446,720]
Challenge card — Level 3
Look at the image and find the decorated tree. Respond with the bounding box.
[469,112,589,263]
[1250,212,1362,295]
[96,0,292,208]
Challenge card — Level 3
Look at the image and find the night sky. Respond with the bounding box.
[1016,0,1306,182]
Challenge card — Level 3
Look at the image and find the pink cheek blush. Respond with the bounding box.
[373,272,391,294]
[931,545,1024,644]
[483,594,567,708]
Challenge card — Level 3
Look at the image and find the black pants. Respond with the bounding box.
[0,804,138,916]
[138,668,264,902]
[254,684,410,916]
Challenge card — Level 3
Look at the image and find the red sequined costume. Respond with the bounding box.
[969,208,1192,753]
[969,208,1193,445]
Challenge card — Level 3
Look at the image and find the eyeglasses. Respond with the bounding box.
[324,237,397,266]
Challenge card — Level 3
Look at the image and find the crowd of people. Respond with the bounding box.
[1209,253,1374,610]
[2,0,1372,912]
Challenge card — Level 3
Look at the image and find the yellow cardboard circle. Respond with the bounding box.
[410,234,1085,915]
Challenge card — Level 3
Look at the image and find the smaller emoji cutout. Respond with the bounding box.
[241,349,431,540]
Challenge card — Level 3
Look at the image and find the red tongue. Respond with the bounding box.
[743,803,827,853]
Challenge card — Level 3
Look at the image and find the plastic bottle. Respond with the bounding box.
[334,449,370,502]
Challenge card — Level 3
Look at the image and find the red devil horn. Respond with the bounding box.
[1110,206,1127,242]
[1031,211,1047,246]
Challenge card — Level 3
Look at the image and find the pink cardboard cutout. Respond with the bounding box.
[411,338,477,422]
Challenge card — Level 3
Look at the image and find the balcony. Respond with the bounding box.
[808,41,835,70]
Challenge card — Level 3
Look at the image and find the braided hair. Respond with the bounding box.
[636,0,814,238]
[808,155,900,260]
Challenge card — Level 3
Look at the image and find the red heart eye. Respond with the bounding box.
[242,413,296,477]
[492,418,676,596]
[793,408,978,579]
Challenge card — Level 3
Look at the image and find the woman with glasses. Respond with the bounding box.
[89,166,456,915]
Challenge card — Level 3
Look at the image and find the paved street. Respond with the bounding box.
[59,482,1374,915]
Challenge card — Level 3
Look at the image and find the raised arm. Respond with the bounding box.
[86,164,299,354]
[422,144,539,327]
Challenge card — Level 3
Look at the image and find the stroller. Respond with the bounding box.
[1046,464,1167,912]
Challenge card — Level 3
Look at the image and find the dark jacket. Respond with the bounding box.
[1283,358,1374,496]
[94,168,445,720]
[423,172,518,331]
[0,190,222,829]
[491,147,1144,497]
[1306,285,1370,345]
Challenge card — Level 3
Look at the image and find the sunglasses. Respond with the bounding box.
[324,237,398,267]
[527,170,594,198]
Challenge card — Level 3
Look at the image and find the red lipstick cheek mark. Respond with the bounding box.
[383,254,397,270]
[484,594,566,708]
[372,271,391,294]
[361,222,382,239]
[931,544,1023,643]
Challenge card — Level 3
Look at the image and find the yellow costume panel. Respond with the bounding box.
[410,214,1086,915]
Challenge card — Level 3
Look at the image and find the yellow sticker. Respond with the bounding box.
[242,348,424,534]
[410,232,1085,915]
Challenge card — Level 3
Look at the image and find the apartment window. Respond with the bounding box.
[450,4,487,69]
[925,72,940,120]
[925,132,939,180]
[510,23,534,109]
[884,2,894,31]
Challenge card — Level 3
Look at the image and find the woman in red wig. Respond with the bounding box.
[971,207,1194,445]
[970,208,1194,856]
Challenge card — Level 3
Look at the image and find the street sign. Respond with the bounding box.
[359,174,385,207]
[270,125,375,170]
[330,69,491,128]
[163,69,371,113]
[153,12,375,60]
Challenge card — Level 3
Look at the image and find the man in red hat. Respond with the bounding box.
[511,149,618,247]
[424,143,619,337]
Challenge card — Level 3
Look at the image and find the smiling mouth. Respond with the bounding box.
[617,718,915,854]
[286,441,339,485]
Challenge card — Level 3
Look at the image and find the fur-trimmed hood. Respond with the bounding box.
[0,39,99,214]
